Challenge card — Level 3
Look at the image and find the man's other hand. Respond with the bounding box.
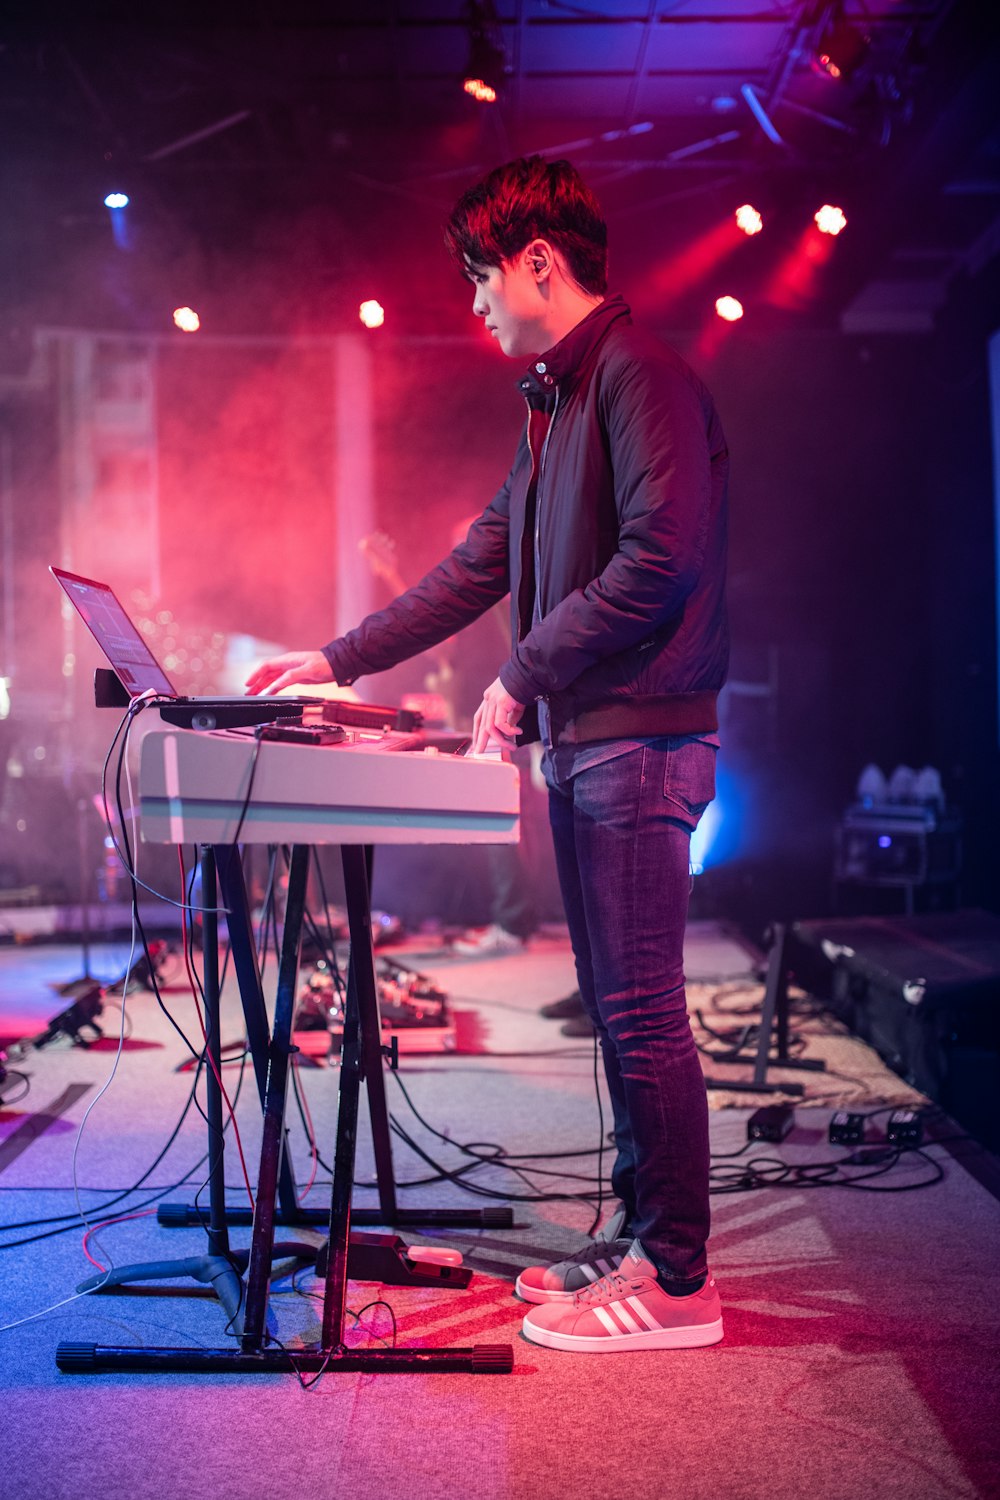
[472,677,525,755]
[245,650,335,697]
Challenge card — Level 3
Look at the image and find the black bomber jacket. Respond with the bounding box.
[322,295,729,747]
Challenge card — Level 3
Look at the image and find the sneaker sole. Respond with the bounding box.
[521,1315,724,1352]
[514,1273,577,1305]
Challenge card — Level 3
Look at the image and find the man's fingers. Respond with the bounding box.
[245,660,282,694]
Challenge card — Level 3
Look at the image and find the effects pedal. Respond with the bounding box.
[886,1109,923,1148]
[829,1110,865,1146]
[747,1103,794,1142]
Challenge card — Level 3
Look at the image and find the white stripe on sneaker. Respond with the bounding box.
[596,1257,616,1276]
[607,1300,642,1333]
[592,1306,623,1337]
[580,1263,600,1283]
[625,1295,663,1331]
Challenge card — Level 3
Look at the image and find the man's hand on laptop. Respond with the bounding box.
[245,650,335,697]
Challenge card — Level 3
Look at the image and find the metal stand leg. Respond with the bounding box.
[72,847,314,1340]
[702,922,827,1095]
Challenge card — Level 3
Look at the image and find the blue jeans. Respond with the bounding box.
[546,735,716,1287]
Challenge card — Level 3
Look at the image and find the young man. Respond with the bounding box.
[247,156,729,1353]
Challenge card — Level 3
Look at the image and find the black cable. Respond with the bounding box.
[266,1298,398,1391]
[100,699,229,915]
[229,729,268,850]
[383,1070,611,1203]
[309,852,346,987]
[586,1029,606,1235]
[0,1070,30,1105]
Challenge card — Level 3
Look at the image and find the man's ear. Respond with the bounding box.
[524,239,555,281]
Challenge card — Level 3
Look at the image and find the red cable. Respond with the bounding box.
[82,1209,155,1270]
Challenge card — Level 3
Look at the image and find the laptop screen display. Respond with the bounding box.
[51,568,176,697]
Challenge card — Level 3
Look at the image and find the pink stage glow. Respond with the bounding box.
[764,223,837,309]
[649,218,743,305]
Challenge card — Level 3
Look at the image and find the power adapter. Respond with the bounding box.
[747,1103,794,1142]
[887,1109,923,1148]
[829,1111,865,1146]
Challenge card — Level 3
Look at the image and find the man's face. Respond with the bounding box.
[466,252,544,359]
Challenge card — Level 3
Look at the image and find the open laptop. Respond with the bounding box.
[50,566,422,733]
[50,565,321,729]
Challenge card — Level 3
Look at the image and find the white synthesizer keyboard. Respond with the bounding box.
[138,725,520,847]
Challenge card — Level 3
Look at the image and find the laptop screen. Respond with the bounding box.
[50,567,177,698]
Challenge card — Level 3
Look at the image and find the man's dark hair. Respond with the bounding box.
[445,156,608,296]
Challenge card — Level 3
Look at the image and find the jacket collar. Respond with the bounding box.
[516,294,631,401]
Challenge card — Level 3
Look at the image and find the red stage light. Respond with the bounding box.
[463,77,497,103]
[715,296,744,322]
[735,204,763,237]
[359,299,385,329]
[172,306,200,333]
[814,204,847,236]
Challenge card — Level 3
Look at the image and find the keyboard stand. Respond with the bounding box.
[57,840,513,1376]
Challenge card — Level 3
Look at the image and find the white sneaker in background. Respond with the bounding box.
[451,923,525,956]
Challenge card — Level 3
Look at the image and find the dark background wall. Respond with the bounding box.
[2,278,997,933]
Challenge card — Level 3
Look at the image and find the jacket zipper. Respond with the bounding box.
[531,387,560,632]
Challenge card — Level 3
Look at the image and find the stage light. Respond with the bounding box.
[104,191,129,209]
[735,204,763,237]
[462,1,506,104]
[715,296,744,322]
[815,7,869,81]
[463,78,497,104]
[814,204,847,236]
[172,306,201,333]
[359,299,385,329]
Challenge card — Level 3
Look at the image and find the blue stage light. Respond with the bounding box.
[104,192,129,209]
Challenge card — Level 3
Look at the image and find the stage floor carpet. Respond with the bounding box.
[1,921,998,1500]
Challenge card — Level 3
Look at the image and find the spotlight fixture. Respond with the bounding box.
[104,191,129,209]
[172,306,201,332]
[735,204,763,236]
[359,299,385,329]
[462,0,506,105]
[814,3,870,80]
[814,204,847,235]
[715,296,744,322]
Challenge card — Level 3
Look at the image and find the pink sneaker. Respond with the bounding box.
[515,1208,631,1304]
[521,1241,723,1352]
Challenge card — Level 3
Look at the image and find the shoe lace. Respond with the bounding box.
[575,1268,646,1306]
[574,1235,625,1269]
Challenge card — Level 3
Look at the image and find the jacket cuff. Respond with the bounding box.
[322,640,362,686]
[498,660,535,705]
